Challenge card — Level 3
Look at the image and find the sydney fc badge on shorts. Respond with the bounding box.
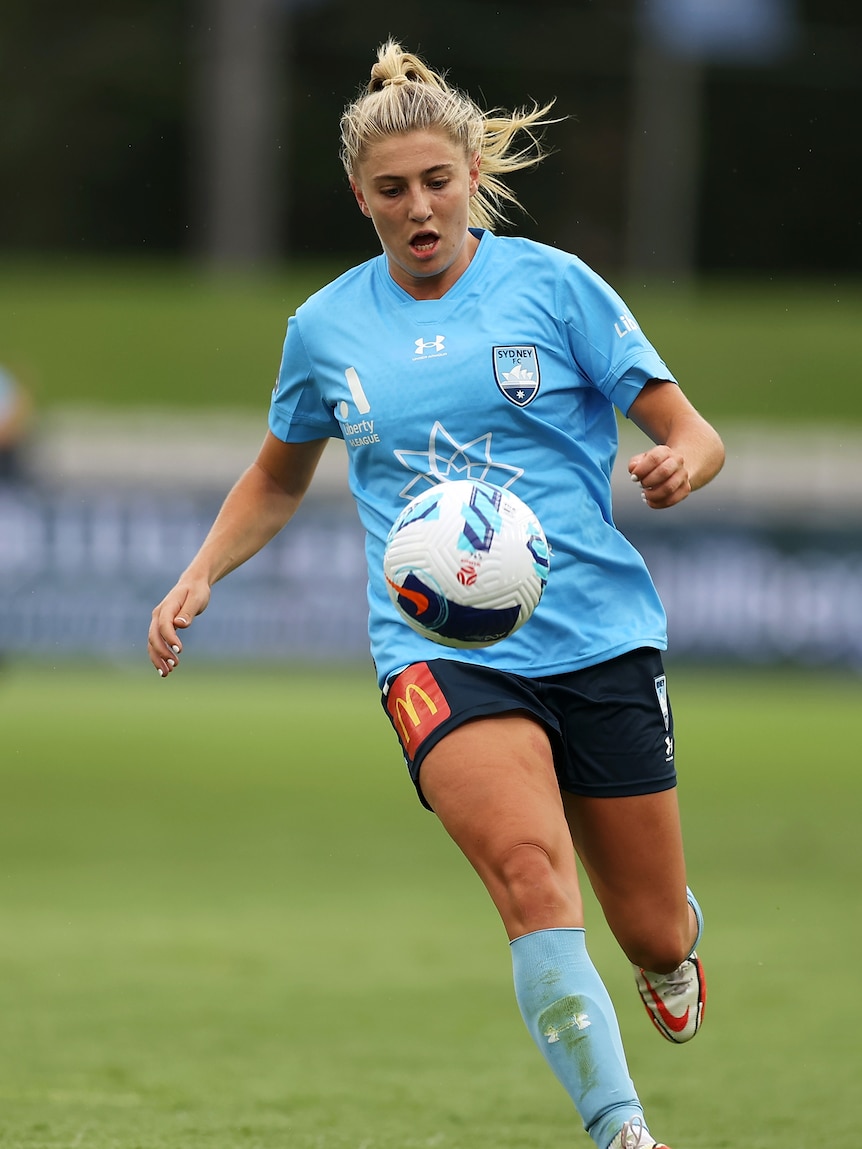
[492,346,541,407]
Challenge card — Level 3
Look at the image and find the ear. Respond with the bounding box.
[468,152,481,197]
[350,178,372,218]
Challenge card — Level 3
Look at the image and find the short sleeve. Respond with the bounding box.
[268,314,342,443]
[556,260,677,416]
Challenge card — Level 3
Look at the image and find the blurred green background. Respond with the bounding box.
[1,1,859,278]
[1,4,860,1149]
[3,0,860,427]
[1,664,859,1149]
[4,263,860,422]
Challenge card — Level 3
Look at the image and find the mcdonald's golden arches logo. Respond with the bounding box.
[386,662,451,755]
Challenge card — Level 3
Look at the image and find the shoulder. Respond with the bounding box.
[482,231,576,269]
[481,233,608,299]
[481,234,628,334]
[295,255,382,323]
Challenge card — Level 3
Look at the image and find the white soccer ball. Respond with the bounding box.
[383,479,551,649]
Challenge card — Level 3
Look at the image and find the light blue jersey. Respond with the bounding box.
[270,229,676,688]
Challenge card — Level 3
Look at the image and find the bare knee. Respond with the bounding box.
[494,841,581,936]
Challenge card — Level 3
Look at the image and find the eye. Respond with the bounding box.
[380,186,401,198]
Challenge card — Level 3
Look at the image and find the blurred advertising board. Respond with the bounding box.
[1,484,860,670]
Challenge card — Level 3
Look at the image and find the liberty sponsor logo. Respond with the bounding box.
[341,367,370,415]
[492,346,540,406]
[343,418,379,447]
[343,419,375,436]
[385,662,451,753]
[614,314,639,338]
[414,334,446,359]
[338,368,380,447]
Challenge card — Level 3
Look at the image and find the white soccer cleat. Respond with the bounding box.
[633,952,706,1043]
[608,1115,671,1148]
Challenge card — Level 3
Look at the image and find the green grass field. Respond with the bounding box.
[1,663,859,1149]
[2,259,861,422]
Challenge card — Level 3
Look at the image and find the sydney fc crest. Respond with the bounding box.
[492,346,541,407]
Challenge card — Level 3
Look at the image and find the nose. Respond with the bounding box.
[407,189,432,222]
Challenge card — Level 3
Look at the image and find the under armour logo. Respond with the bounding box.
[415,335,445,356]
[544,1012,591,1043]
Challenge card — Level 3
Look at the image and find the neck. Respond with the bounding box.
[390,230,480,300]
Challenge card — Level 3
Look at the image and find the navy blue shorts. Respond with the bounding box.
[382,648,676,809]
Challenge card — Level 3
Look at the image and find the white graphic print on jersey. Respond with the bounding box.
[393,421,524,501]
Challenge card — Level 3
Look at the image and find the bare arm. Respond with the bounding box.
[0,378,32,448]
[626,380,725,510]
[148,432,329,675]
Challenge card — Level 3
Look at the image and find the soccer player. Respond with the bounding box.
[149,40,724,1149]
[0,364,32,484]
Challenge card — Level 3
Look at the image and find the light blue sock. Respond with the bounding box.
[687,886,704,953]
[510,927,642,1149]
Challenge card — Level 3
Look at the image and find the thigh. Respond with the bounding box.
[383,658,561,809]
[420,713,584,940]
[563,789,692,969]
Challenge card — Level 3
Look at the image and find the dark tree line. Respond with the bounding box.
[0,0,858,275]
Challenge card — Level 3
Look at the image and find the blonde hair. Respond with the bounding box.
[340,40,556,232]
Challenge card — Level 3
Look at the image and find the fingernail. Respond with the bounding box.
[630,472,640,483]
[167,659,176,668]
[158,668,165,677]
[176,617,188,626]
[171,645,180,654]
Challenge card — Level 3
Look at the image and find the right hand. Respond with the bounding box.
[148,576,212,677]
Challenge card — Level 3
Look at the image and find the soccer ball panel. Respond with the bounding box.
[383,480,550,649]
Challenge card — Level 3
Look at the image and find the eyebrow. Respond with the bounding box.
[370,163,455,184]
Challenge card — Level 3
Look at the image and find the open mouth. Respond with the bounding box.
[410,231,439,255]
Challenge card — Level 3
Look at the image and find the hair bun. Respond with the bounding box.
[341,40,556,232]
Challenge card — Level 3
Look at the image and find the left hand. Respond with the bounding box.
[628,445,693,509]
[626,381,725,509]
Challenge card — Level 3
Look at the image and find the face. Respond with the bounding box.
[350,128,480,300]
